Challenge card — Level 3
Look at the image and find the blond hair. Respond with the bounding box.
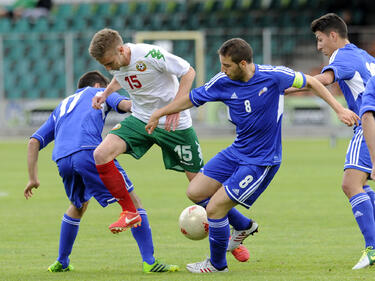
[89,28,124,60]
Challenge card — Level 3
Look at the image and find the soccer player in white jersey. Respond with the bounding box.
[308,13,375,269]
[146,38,358,273]
[89,28,256,263]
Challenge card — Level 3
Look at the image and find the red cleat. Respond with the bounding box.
[231,245,250,262]
[109,211,142,234]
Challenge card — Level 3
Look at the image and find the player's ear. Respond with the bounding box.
[118,45,125,54]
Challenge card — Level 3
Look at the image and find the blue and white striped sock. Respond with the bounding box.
[197,198,251,231]
[58,213,80,268]
[208,216,230,270]
[350,193,375,248]
[363,185,375,219]
[131,208,155,265]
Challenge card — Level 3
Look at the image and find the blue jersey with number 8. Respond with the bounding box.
[190,65,306,165]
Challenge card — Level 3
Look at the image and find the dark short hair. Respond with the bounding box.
[218,38,253,64]
[77,70,109,88]
[311,13,348,39]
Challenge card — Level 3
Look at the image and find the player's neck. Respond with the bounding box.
[242,63,255,82]
[122,45,131,66]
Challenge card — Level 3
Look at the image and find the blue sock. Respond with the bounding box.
[57,214,80,268]
[196,198,209,208]
[208,216,230,270]
[227,208,252,231]
[363,185,375,219]
[350,193,375,248]
[197,199,252,231]
[131,209,155,265]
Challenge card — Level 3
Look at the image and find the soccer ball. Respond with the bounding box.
[179,205,209,240]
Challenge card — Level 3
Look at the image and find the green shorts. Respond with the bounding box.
[110,115,204,173]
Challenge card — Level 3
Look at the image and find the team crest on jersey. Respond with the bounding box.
[112,123,121,130]
[136,61,147,72]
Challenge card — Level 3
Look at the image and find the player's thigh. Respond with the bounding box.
[110,116,154,160]
[224,164,280,209]
[187,172,223,202]
[94,133,127,164]
[155,127,204,173]
[73,150,117,208]
[56,155,91,209]
[342,168,369,198]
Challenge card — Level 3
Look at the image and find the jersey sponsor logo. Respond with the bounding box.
[145,49,165,61]
[111,123,121,130]
[135,61,147,72]
[231,92,238,99]
[258,87,268,96]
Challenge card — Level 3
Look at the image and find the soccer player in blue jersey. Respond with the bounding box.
[309,13,375,269]
[24,71,179,273]
[146,38,358,273]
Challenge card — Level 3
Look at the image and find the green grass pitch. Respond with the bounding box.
[1,138,375,281]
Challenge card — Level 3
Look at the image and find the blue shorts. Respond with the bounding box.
[201,148,280,209]
[56,150,134,209]
[344,126,372,174]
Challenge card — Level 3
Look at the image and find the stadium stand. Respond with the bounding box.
[0,0,371,100]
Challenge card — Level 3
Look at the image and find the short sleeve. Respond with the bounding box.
[190,73,226,107]
[106,92,129,113]
[31,111,56,150]
[322,49,355,81]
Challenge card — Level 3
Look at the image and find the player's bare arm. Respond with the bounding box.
[305,74,359,126]
[165,67,196,131]
[118,100,132,112]
[92,77,122,109]
[314,70,335,86]
[24,138,41,199]
[146,93,194,134]
[285,70,335,95]
[362,111,375,180]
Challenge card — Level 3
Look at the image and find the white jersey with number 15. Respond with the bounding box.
[111,43,192,130]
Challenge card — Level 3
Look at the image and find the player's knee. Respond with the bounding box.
[93,147,108,165]
[341,182,358,199]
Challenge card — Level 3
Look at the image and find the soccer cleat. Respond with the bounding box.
[48,261,74,272]
[231,244,250,262]
[227,221,259,252]
[352,247,375,270]
[109,211,142,234]
[143,259,180,273]
[186,257,228,273]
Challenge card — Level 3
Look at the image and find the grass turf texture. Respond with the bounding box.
[1,138,374,281]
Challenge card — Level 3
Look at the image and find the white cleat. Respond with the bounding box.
[186,257,228,273]
[352,247,375,270]
[227,221,259,252]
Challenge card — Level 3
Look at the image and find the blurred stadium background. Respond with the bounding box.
[0,0,374,139]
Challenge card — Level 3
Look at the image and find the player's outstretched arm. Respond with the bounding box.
[92,77,122,109]
[146,93,194,134]
[305,75,359,126]
[118,100,132,112]
[24,138,41,199]
[362,111,375,180]
[165,67,196,132]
